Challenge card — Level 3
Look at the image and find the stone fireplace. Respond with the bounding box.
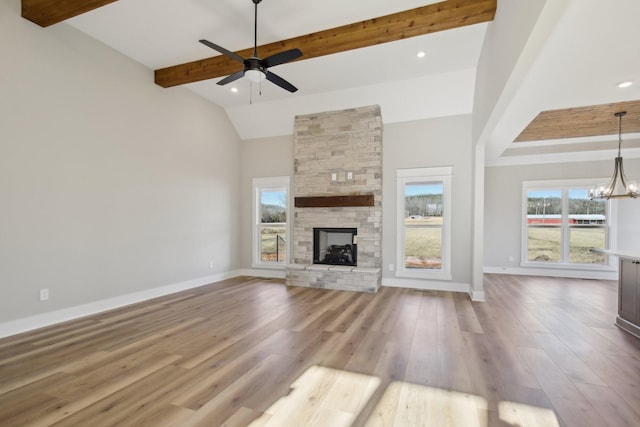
[286,105,382,292]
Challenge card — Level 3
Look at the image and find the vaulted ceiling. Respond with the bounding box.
[20,0,495,139]
[20,0,640,165]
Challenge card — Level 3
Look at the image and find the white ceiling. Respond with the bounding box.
[65,0,640,162]
[66,0,486,139]
[480,0,640,164]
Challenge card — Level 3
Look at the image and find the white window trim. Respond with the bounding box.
[252,176,291,270]
[521,178,617,272]
[396,167,452,281]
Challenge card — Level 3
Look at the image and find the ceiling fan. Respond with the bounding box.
[199,0,302,92]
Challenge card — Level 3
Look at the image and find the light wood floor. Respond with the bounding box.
[1,274,640,426]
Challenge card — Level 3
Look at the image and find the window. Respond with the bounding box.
[397,167,452,280]
[252,176,290,269]
[523,180,613,269]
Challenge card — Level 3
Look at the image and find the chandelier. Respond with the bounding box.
[589,111,638,199]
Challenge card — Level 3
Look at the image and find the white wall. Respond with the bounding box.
[0,0,241,325]
[382,115,473,289]
[484,159,640,277]
[472,0,547,144]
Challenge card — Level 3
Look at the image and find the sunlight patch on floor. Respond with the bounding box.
[499,401,560,427]
[249,365,380,427]
[365,382,487,426]
[247,366,561,427]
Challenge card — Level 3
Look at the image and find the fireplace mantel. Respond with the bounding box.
[294,194,374,208]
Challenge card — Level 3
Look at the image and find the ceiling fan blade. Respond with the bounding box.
[261,48,303,68]
[217,70,245,86]
[265,71,298,93]
[199,39,245,64]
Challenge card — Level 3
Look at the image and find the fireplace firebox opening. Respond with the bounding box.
[313,227,357,266]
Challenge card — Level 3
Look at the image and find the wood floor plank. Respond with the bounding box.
[575,382,640,427]
[1,275,639,426]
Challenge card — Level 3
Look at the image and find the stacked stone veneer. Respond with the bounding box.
[286,105,382,292]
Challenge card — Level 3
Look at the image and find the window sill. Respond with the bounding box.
[251,263,286,270]
[396,269,452,281]
[520,262,615,272]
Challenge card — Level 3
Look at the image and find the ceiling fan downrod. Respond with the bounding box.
[252,0,262,58]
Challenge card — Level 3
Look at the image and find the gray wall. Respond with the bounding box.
[238,135,295,269]
[239,114,474,288]
[484,158,640,269]
[383,115,473,286]
[0,0,241,323]
[617,196,640,252]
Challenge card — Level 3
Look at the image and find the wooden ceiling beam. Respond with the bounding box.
[515,100,640,142]
[22,0,119,27]
[154,0,497,88]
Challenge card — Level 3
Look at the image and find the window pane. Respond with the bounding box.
[569,228,606,264]
[405,182,443,219]
[568,188,606,222]
[260,224,286,262]
[527,227,561,262]
[404,182,443,269]
[259,187,286,263]
[404,224,442,269]
[260,189,286,223]
[527,190,562,222]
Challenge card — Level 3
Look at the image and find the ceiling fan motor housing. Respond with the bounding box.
[245,57,265,73]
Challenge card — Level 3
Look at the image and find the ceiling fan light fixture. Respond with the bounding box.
[245,69,266,83]
[589,111,639,200]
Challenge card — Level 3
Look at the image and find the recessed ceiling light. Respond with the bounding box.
[231,87,239,93]
[617,81,633,88]
[416,51,426,59]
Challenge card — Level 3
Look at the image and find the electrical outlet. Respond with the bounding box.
[331,173,337,181]
[347,171,353,180]
[508,256,514,263]
[209,260,214,269]
[389,263,394,271]
[39,289,49,301]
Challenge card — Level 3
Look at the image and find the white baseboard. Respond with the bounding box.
[16,266,595,339]
[382,277,470,294]
[483,266,618,281]
[0,270,243,339]
[469,290,486,302]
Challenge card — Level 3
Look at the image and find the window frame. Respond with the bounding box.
[252,176,290,270]
[521,179,616,271]
[396,167,452,281]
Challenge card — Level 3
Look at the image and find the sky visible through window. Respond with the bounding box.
[261,189,286,207]
[528,189,591,200]
[405,182,442,196]
[528,190,561,199]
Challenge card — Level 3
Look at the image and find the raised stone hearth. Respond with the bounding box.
[286,105,382,292]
